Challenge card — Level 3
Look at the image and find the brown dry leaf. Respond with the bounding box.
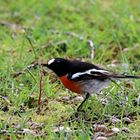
[94,125,108,133]
[102,127,120,138]
[104,130,116,137]
[110,116,121,124]
[95,137,107,140]
[73,96,84,102]
[95,136,107,140]
[123,117,133,124]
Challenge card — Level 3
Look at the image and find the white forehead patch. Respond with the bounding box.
[48,58,55,65]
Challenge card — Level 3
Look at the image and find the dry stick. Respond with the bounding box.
[87,39,95,61]
[37,65,43,114]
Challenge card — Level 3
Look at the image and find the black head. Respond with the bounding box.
[43,58,71,77]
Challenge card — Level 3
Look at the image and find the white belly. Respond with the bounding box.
[78,79,110,94]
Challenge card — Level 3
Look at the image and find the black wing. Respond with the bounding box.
[67,68,110,81]
[68,68,140,81]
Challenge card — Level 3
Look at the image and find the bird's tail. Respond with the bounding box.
[110,74,140,79]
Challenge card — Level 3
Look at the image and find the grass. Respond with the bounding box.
[0,0,140,139]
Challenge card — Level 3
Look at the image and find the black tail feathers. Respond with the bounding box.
[111,74,140,79]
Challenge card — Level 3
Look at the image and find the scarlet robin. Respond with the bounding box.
[42,58,140,111]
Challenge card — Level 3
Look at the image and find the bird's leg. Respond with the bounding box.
[69,93,90,120]
[77,93,90,111]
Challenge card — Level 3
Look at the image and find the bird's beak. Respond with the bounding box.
[41,63,48,67]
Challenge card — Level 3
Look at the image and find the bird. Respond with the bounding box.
[42,58,140,111]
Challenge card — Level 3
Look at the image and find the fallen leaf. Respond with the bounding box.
[104,130,116,137]
[73,96,84,101]
[123,117,133,124]
[111,127,120,133]
[104,127,120,137]
[95,136,107,140]
[110,116,121,124]
[94,125,108,133]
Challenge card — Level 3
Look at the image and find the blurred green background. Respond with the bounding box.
[0,0,140,139]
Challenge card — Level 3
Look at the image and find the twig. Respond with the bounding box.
[37,65,43,114]
[87,39,95,61]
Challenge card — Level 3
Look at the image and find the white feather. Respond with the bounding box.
[71,68,109,79]
[48,58,55,65]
